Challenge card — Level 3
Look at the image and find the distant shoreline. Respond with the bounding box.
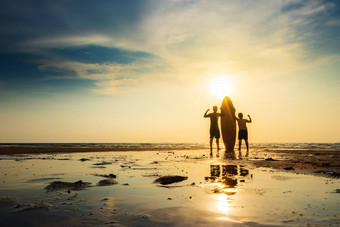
[0,146,204,155]
[0,144,339,155]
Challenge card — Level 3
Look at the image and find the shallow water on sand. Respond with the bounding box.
[0,150,339,226]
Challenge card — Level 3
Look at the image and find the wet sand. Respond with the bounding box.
[0,148,339,226]
[249,149,340,178]
[1,146,339,178]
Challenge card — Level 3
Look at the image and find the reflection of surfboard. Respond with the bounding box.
[220,96,236,152]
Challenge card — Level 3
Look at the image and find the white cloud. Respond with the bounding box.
[132,0,338,79]
[18,0,340,92]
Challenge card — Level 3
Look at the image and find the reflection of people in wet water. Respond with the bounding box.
[209,165,249,193]
[204,106,221,157]
[235,113,252,157]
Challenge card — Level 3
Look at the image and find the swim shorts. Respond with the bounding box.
[210,127,220,139]
[238,129,248,140]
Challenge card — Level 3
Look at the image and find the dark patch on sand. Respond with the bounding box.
[14,201,51,212]
[132,167,158,170]
[97,178,118,186]
[154,175,188,185]
[143,173,160,177]
[45,180,91,191]
[158,185,184,188]
[93,161,112,166]
[265,158,278,161]
[0,196,19,207]
[27,177,62,183]
[92,173,117,178]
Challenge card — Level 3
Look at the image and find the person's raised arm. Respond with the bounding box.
[204,109,210,118]
[247,115,252,123]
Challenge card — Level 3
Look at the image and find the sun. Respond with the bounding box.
[209,76,233,99]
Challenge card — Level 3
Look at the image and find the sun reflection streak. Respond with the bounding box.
[217,193,232,214]
[204,165,250,221]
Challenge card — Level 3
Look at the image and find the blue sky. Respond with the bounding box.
[0,0,339,142]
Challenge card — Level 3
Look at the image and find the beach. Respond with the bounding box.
[0,144,339,226]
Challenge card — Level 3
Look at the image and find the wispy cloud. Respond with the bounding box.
[131,0,340,79]
[2,0,339,94]
[37,53,169,94]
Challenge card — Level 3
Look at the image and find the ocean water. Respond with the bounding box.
[0,142,339,150]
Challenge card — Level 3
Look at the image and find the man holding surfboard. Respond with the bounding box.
[204,106,221,157]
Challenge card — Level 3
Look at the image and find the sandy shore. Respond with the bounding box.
[1,146,339,178]
[0,148,339,226]
[250,149,340,178]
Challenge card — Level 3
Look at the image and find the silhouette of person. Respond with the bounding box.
[235,113,252,157]
[204,106,221,157]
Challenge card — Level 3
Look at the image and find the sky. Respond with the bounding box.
[0,0,339,143]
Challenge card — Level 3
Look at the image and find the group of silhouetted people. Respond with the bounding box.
[204,106,252,158]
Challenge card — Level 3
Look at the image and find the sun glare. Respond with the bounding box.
[209,76,233,99]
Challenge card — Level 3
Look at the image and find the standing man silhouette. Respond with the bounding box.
[235,113,252,157]
[204,106,221,157]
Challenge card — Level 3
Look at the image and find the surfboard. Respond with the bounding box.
[220,96,236,152]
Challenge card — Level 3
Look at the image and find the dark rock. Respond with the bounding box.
[97,178,118,186]
[45,180,91,191]
[154,175,188,185]
[265,158,277,161]
[284,167,295,170]
[93,174,116,178]
[79,158,90,162]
